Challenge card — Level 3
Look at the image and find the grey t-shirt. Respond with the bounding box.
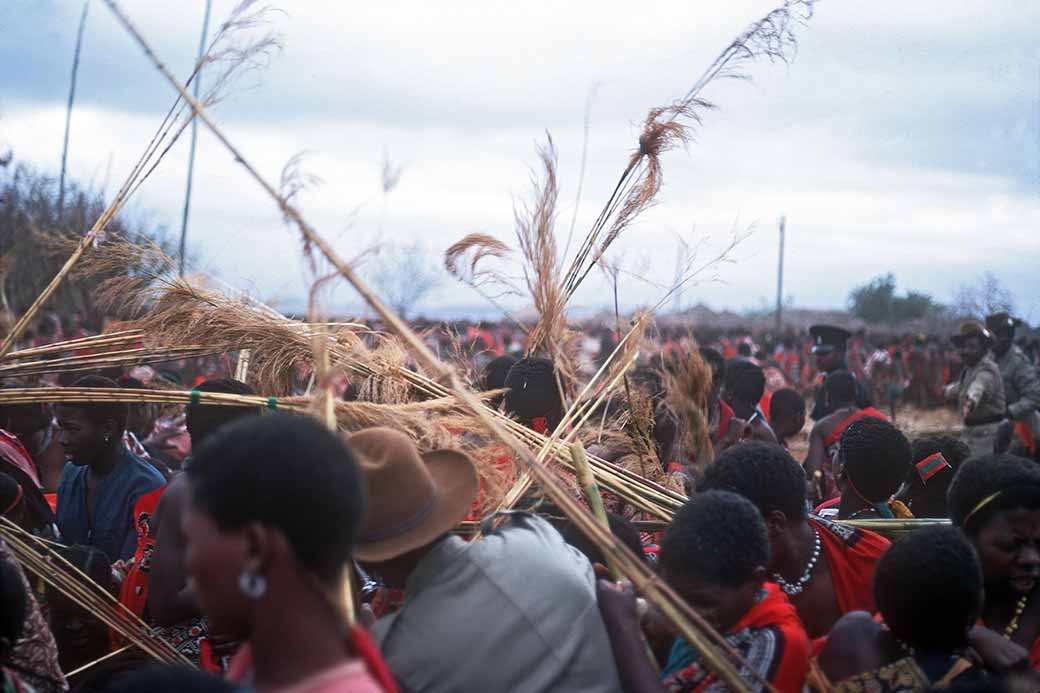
[372,513,623,692]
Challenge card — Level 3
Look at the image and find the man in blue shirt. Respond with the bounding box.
[55,375,165,563]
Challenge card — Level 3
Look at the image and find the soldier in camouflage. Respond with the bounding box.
[987,311,1040,455]
[945,321,1007,457]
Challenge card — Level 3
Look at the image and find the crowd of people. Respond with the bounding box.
[0,308,1039,692]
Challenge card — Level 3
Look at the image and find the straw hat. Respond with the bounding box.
[951,320,994,347]
[347,427,478,563]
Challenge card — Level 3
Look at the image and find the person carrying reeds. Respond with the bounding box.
[348,427,623,692]
[699,443,889,644]
[55,375,165,564]
[596,491,811,692]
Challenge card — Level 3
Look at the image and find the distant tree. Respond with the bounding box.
[0,161,177,331]
[848,273,939,324]
[953,272,1016,318]
[366,240,442,320]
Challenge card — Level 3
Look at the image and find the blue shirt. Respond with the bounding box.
[56,447,165,563]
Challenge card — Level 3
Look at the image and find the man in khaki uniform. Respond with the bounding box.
[945,321,1007,457]
[987,311,1040,454]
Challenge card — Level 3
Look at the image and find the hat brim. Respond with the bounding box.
[952,332,993,347]
[353,449,479,563]
[811,345,837,355]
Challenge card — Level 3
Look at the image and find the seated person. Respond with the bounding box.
[47,545,114,673]
[897,436,970,519]
[597,490,811,691]
[819,526,989,690]
[0,539,64,692]
[831,418,913,520]
[349,426,621,692]
[56,375,165,563]
[700,442,890,640]
[769,388,806,451]
[948,453,1040,669]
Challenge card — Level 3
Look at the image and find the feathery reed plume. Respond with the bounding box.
[661,338,715,472]
[444,233,526,330]
[104,16,757,684]
[561,0,815,302]
[0,0,282,358]
[514,136,569,363]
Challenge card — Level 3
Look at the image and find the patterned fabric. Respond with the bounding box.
[661,583,810,692]
[834,657,930,693]
[155,618,209,668]
[810,516,890,616]
[0,541,66,693]
[117,485,166,619]
[2,668,37,693]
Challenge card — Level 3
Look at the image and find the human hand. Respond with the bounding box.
[967,625,1030,673]
[596,579,639,630]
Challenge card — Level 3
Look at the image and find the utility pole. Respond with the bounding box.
[775,215,786,334]
[178,0,213,276]
[59,0,91,211]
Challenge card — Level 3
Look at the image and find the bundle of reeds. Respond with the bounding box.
[0,518,191,667]
[100,0,824,684]
[0,1,282,359]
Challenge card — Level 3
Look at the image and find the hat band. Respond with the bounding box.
[358,496,437,544]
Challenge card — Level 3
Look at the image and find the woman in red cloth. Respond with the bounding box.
[598,491,810,692]
[700,443,889,643]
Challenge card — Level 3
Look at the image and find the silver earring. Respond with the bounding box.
[238,569,267,599]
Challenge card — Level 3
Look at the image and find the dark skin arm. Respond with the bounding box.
[596,580,668,693]
[146,475,199,626]
[804,422,826,481]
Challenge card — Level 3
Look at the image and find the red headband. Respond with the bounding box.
[915,452,951,484]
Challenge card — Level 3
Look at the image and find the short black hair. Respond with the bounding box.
[737,343,752,357]
[699,347,725,385]
[0,384,51,438]
[185,379,259,447]
[661,491,769,587]
[503,358,562,428]
[0,558,26,655]
[0,472,21,516]
[824,370,856,405]
[560,513,644,566]
[947,453,1040,533]
[769,388,805,423]
[723,359,765,405]
[700,442,807,520]
[841,417,911,503]
[483,355,518,392]
[187,413,365,584]
[906,436,971,518]
[873,526,981,651]
[60,375,128,430]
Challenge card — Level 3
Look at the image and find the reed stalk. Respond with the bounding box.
[102,8,761,684]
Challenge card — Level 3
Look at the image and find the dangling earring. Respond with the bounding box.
[239,569,267,599]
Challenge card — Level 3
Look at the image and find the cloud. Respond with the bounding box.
[1,0,1037,320]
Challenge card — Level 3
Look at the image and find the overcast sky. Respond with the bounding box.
[2,1,1038,320]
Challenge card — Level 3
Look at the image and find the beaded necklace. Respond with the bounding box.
[773,528,821,597]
